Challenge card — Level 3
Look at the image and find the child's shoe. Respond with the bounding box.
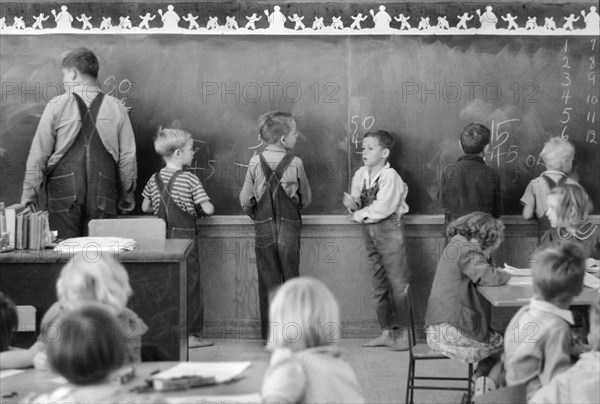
[473,376,496,396]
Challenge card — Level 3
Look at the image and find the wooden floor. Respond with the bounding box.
[190,338,468,404]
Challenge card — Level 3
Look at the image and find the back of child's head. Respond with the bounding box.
[446,212,504,251]
[363,130,395,155]
[268,277,340,351]
[548,183,592,229]
[0,292,18,352]
[47,303,125,385]
[62,47,99,79]
[258,111,294,144]
[460,123,491,154]
[539,137,575,172]
[56,254,132,313]
[153,127,192,158]
[532,241,585,306]
[589,297,600,351]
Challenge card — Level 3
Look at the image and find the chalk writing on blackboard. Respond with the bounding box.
[586,38,598,144]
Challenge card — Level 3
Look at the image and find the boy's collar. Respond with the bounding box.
[529,297,574,324]
[265,144,287,152]
[458,154,484,162]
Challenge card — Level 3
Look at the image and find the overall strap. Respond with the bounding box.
[541,173,566,190]
[73,92,105,137]
[275,153,294,178]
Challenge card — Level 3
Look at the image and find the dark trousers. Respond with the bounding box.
[187,238,204,336]
[255,241,300,339]
[363,217,410,331]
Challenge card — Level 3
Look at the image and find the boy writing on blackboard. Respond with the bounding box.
[343,130,410,350]
[439,123,502,230]
[21,47,137,239]
[239,112,312,340]
[142,128,215,348]
[520,137,578,239]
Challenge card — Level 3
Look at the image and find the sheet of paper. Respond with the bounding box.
[0,369,25,379]
[584,272,600,289]
[507,276,533,286]
[166,393,261,404]
[503,264,532,277]
[153,361,251,383]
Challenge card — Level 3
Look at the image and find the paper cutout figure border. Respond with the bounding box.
[0,4,598,35]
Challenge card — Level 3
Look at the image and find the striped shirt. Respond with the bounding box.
[142,167,209,217]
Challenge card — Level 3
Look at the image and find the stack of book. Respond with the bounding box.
[0,203,52,251]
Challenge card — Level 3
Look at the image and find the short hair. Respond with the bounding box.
[61,48,99,79]
[548,183,592,229]
[446,212,505,251]
[0,292,18,352]
[268,277,340,351]
[532,242,585,305]
[590,297,600,351]
[363,130,395,154]
[460,123,491,154]
[539,137,575,171]
[56,254,132,313]
[153,127,192,158]
[47,304,126,385]
[258,111,295,144]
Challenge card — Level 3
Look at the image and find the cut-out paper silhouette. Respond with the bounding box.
[100,17,113,30]
[0,17,6,30]
[288,14,305,30]
[350,13,368,30]
[32,13,49,30]
[581,6,599,30]
[52,5,73,30]
[206,16,219,30]
[12,16,25,30]
[476,6,498,31]
[563,13,580,31]
[331,16,344,30]
[76,14,93,30]
[139,13,156,29]
[264,6,286,30]
[225,16,238,30]
[418,16,431,30]
[456,12,473,29]
[436,16,449,29]
[502,13,518,30]
[159,5,180,31]
[182,13,200,30]
[312,16,324,30]
[118,16,132,29]
[526,17,538,30]
[370,5,392,30]
[395,13,411,30]
[245,13,261,30]
[544,17,557,30]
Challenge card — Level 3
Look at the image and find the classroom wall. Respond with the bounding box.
[199,214,599,339]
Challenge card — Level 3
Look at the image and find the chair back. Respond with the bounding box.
[88,218,166,239]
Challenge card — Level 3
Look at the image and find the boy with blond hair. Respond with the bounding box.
[521,137,578,237]
[239,112,312,340]
[142,127,214,348]
[503,241,586,399]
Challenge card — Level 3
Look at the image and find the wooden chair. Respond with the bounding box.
[88,218,166,239]
[404,284,474,404]
[472,383,527,404]
[16,305,36,332]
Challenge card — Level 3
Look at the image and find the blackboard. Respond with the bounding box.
[1,34,598,215]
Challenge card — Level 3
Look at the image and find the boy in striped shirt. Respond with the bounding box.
[142,128,214,348]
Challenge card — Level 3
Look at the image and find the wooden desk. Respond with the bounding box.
[0,239,194,361]
[0,361,267,401]
[478,285,599,307]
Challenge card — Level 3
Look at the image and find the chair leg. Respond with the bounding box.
[409,359,415,404]
[466,362,473,404]
[405,359,414,404]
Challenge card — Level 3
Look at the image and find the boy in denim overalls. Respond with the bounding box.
[142,128,214,348]
[344,130,410,350]
[21,48,137,238]
[239,112,312,340]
